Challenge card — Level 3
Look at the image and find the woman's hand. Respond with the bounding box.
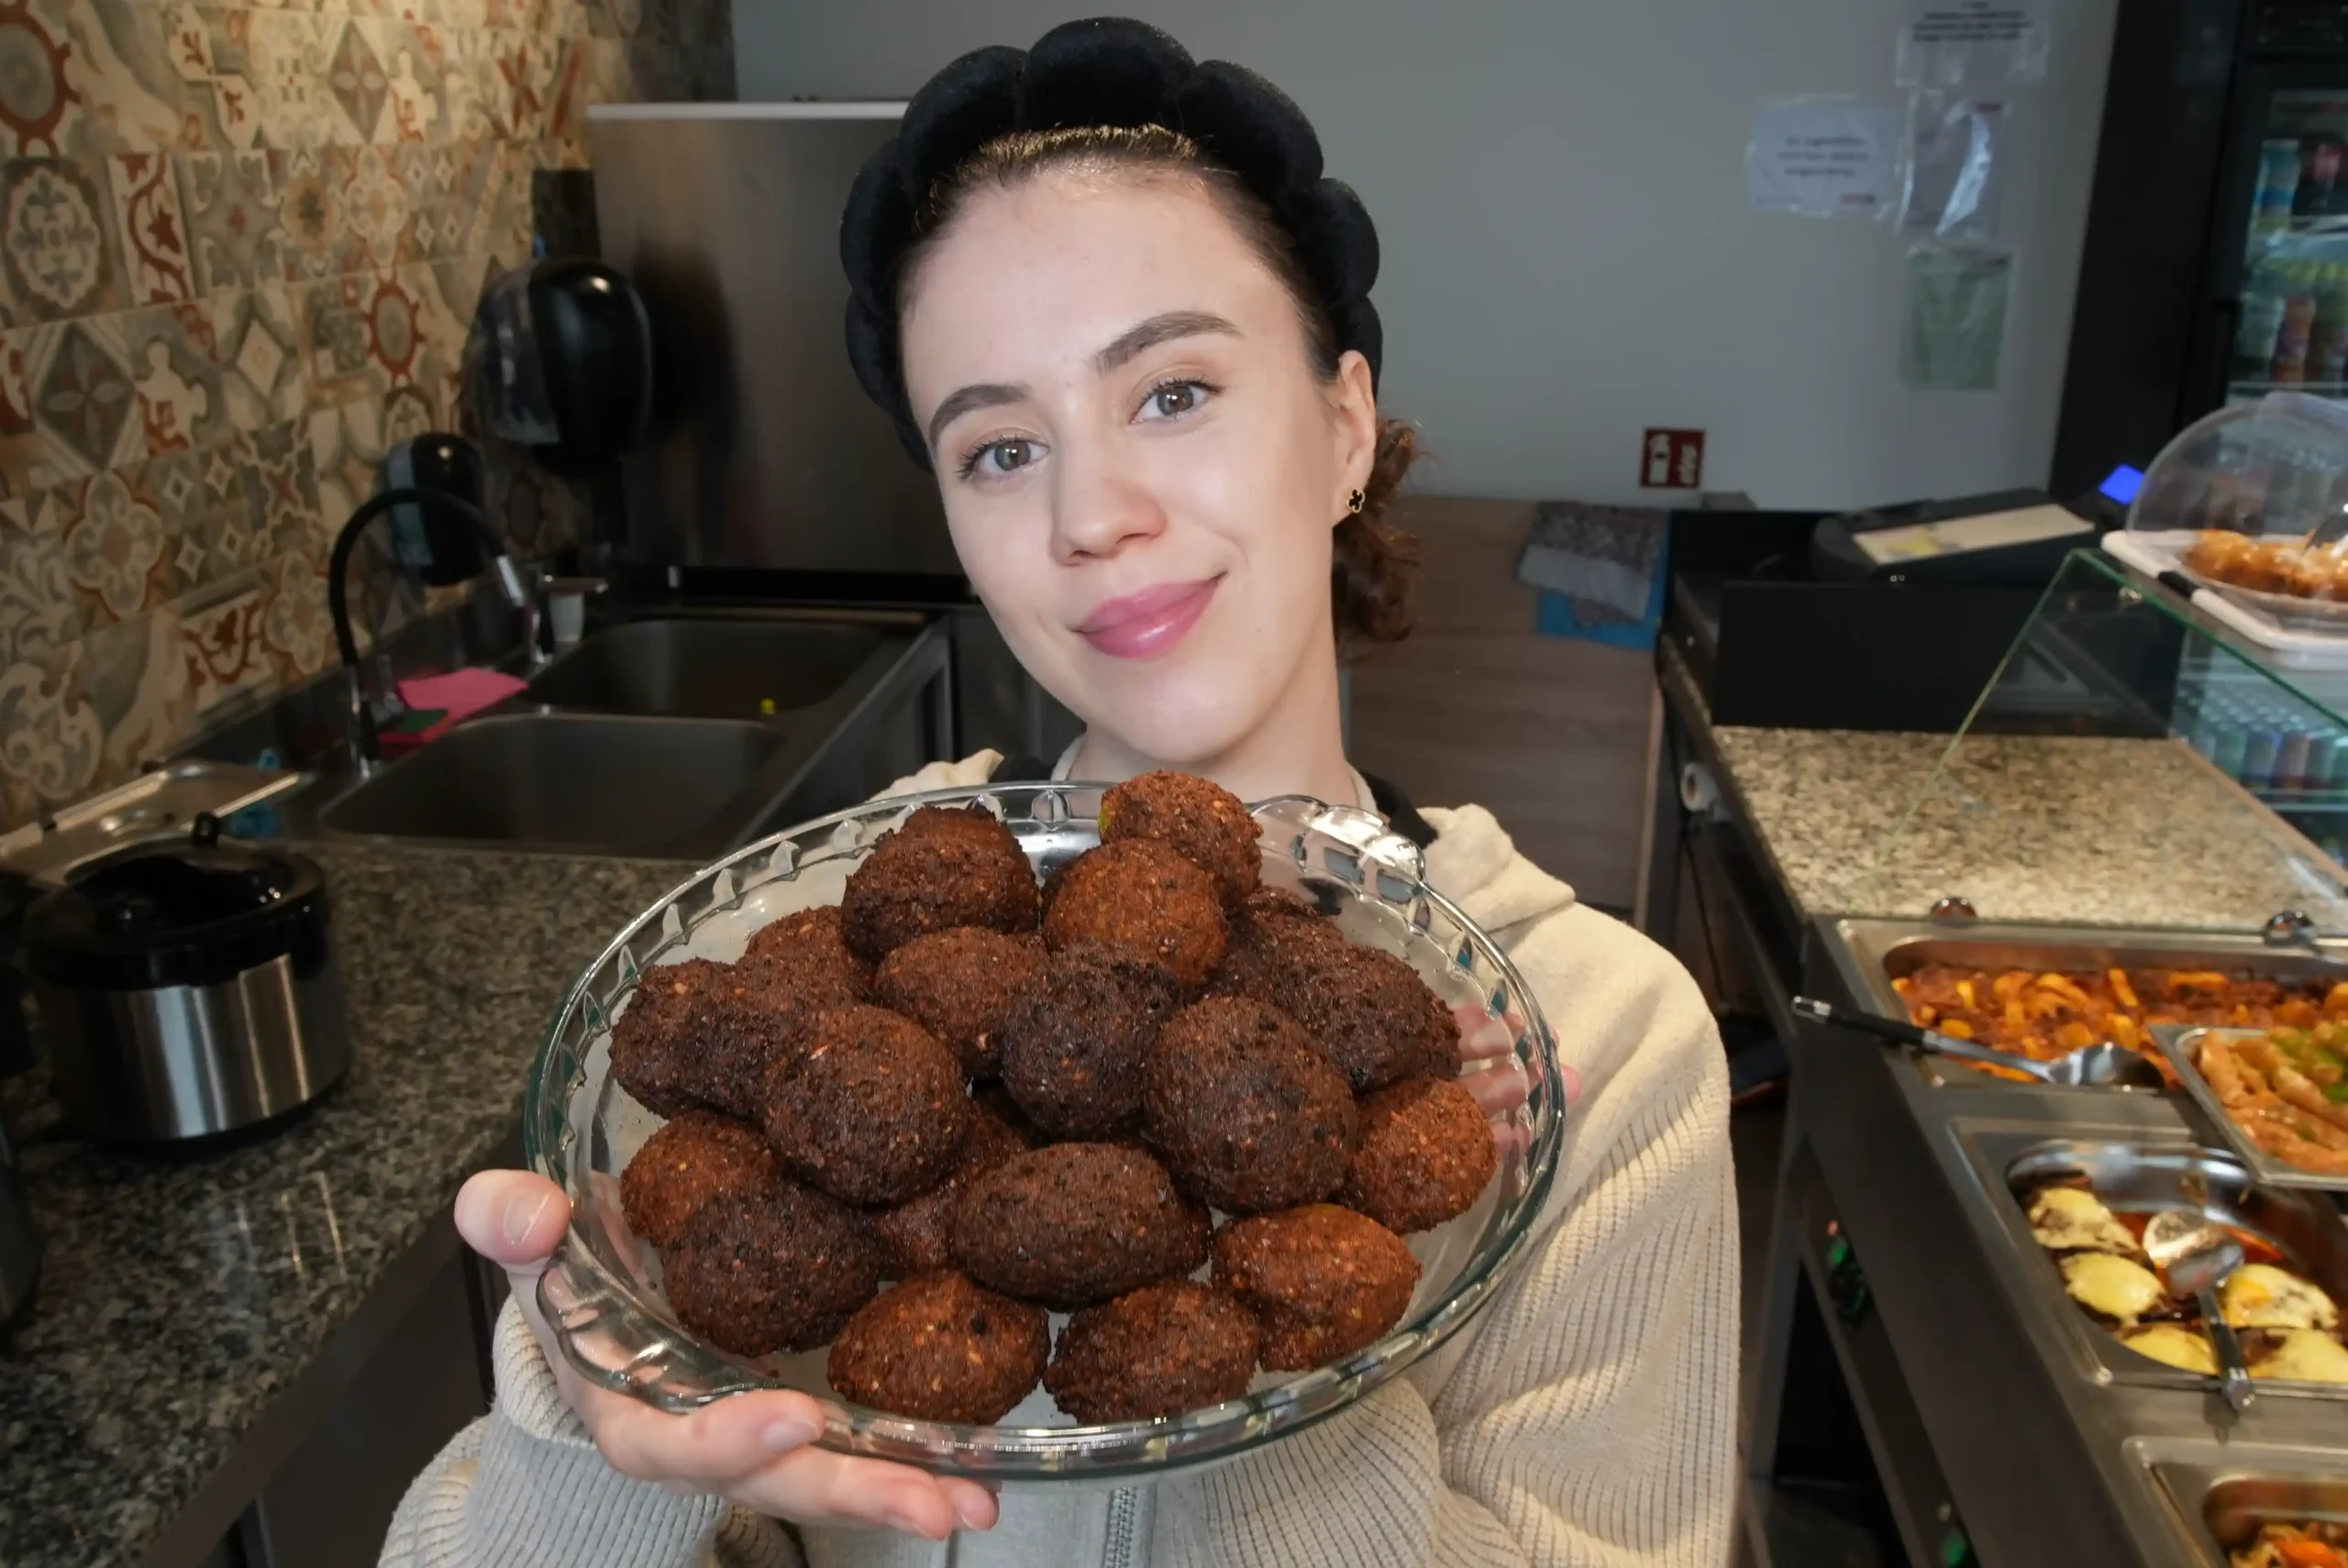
[454,1170,998,1540]
[1454,1005,1578,1161]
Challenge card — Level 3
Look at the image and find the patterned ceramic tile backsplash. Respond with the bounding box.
[0,0,734,830]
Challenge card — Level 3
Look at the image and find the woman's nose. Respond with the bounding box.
[1048,443,1168,562]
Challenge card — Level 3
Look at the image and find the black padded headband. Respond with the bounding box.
[839,17,1383,469]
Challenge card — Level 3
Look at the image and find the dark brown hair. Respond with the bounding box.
[899,124,1423,646]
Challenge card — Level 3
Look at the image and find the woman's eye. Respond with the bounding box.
[1142,381,1209,420]
[981,438,1036,474]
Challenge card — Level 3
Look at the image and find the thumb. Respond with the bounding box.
[454,1168,571,1275]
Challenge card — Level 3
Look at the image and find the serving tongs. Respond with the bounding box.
[1791,996,2166,1090]
[2142,1209,2256,1413]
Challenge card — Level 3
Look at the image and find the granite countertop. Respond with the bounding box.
[1704,719,2348,932]
[0,843,686,1568]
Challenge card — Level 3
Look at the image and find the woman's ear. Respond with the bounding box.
[1329,348,1379,521]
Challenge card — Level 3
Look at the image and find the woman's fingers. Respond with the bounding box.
[1451,1007,1585,1122]
[1453,1004,1516,1063]
[940,1477,1002,1531]
[592,1387,829,1483]
[454,1169,570,1272]
[1462,1064,1530,1117]
[590,1394,993,1536]
[1493,1122,1532,1161]
[730,1450,986,1538]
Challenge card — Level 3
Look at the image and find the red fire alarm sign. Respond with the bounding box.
[1640,429,1705,490]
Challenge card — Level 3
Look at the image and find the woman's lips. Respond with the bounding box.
[1076,577,1221,659]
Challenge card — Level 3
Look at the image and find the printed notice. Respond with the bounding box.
[1897,0,2050,87]
[1748,102,1901,217]
[1899,245,2013,392]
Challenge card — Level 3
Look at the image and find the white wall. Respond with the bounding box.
[732,0,2118,511]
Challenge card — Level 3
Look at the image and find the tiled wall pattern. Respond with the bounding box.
[0,0,733,830]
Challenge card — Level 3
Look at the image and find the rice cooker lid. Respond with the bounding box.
[23,816,329,991]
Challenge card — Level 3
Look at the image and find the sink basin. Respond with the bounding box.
[523,620,894,721]
[318,714,790,857]
[304,618,955,858]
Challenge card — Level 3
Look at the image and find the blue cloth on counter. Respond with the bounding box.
[1536,572,1667,650]
[1518,502,1671,650]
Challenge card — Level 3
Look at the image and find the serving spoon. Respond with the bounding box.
[1790,995,2166,1090]
[2142,1209,2256,1412]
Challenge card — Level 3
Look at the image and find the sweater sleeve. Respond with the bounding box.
[1157,900,1738,1568]
[378,1296,803,1568]
[879,750,1005,799]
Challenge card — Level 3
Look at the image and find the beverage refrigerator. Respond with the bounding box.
[2053,0,2348,497]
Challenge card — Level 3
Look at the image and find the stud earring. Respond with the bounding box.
[1345,488,1367,515]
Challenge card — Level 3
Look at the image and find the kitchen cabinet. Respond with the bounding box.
[1349,494,1655,911]
[236,1234,493,1566]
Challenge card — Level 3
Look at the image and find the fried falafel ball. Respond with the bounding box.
[826,1271,1050,1423]
[873,926,1046,1079]
[869,1098,1030,1278]
[620,1110,782,1248]
[1244,886,1332,922]
[1206,888,1350,1004]
[972,1081,1046,1147]
[1339,1076,1498,1234]
[1281,946,1463,1093]
[1042,840,1227,988]
[726,911,878,1112]
[664,1184,881,1357]
[759,1004,971,1205]
[840,805,1040,965]
[998,942,1183,1138]
[953,1143,1212,1310]
[741,904,873,991]
[1045,1280,1263,1423]
[1100,771,1260,907]
[1145,997,1357,1213]
[1212,1203,1421,1370]
[609,958,820,1121]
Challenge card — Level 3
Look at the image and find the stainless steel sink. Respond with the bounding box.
[317,714,793,858]
[521,619,896,721]
[306,618,954,857]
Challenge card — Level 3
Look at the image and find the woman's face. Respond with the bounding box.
[899,173,1376,767]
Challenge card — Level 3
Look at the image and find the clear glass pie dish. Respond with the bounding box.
[524,784,1567,1481]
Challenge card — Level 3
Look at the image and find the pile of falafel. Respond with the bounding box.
[611,771,1500,1428]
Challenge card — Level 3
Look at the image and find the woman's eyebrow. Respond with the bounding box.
[925,313,1239,451]
[1094,310,1240,373]
[926,381,1026,452]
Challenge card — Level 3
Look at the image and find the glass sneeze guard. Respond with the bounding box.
[1861,548,2348,935]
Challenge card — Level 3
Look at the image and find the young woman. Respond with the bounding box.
[383,20,1734,1567]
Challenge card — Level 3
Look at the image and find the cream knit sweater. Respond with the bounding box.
[382,777,1738,1568]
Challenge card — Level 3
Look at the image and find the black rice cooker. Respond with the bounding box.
[21,816,348,1143]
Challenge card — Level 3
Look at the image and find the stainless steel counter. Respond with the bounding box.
[1739,914,2348,1568]
[1647,638,2348,1568]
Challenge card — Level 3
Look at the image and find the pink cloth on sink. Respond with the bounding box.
[395,668,527,723]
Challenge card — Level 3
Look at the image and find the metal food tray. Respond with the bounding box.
[2143,1439,2348,1566]
[1822,918,2348,1093]
[2158,1025,2348,1193]
[1957,1130,2348,1399]
[0,760,301,886]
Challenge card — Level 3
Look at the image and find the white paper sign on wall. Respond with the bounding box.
[1896,0,2051,88]
[1748,102,1902,218]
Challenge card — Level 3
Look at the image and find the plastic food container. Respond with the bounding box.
[2126,392,2348,632]
[524,784,1567,1481]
